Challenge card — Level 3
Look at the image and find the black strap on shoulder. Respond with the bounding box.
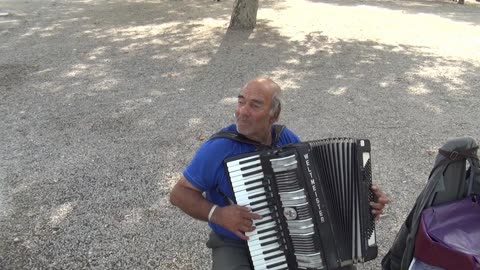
[209,131,265,149]
[272,124,286,147]
[209,124,285,150]
[210,125,285,205]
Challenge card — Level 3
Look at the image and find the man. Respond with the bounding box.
[170,77,389,270]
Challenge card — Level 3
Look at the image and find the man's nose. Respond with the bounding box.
[237,104,249,116]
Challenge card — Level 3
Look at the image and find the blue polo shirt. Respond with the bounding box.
[183,124,301,241]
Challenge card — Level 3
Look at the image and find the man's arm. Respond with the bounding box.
[169,175,261,240]
[170,176,213,222]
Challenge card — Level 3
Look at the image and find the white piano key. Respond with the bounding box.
[252,217,273,228]
[226,155,260,168]
[249,242,281,256]
[235,190,267,202]
[248,235,279,249]
[253,220,276,231]
[249,225,277,237]
[247,226,277,244]
[247,233,278,247]
[235,190,266,199]
[237,195,268,206]
[229,165,263,178]
[230,172,264,186]
[254,208,272,217]
[236,200,268,210]
[227,159,261,172]
[252,252,286,267]
[232,181,266,194]
[251,249,284,264]
[236,192,267,202]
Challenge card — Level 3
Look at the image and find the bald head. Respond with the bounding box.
[235,77,283,144]
[243,77,282,118]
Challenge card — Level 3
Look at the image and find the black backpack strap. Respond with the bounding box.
[438,147,478,161]
[429,146,479,179]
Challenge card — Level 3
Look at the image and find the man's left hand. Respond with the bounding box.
[369,184,390,221]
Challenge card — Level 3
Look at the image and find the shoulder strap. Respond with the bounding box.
[209,125,285,206]
[209,131,265,148]
[209,124,286,150]
[273,124,286,146]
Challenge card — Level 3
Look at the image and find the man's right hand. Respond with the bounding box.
[210,205,262,241]
[170,176,262,241]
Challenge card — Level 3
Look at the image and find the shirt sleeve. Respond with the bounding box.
[182,139,228,192]
[281,127,301,144]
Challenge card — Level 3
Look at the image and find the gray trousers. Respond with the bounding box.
[206,231,251,270]
[206,231,357,270]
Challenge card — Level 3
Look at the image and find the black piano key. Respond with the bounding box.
[248,191,271,200]
[263,246,282,255]
[257,212,273,219]
[244,177,266,186]
[248,196,268,205]
[240,163,262,172]
[259,231,281,241]
[267,261,288,270]
[234,156,260,166]
[246,182,269,192]
[243,169,264,178]
[255,217,274,227]
[257,225,278,235]
[248,193,276,205]
[261,237,281,247]
[251,201,275,212]
[266,261,287,269]
[264,251,286,262]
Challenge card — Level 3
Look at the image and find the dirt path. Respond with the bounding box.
[1,0,479,269]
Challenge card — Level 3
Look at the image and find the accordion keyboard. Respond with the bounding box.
[227,154,289,270]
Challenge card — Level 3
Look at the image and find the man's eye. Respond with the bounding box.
[238,100,245,105]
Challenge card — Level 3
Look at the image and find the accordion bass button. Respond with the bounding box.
[283,207,297,220]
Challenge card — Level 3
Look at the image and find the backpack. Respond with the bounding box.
[381,136,480,270]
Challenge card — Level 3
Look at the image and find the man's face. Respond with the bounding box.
[235,81,276,140]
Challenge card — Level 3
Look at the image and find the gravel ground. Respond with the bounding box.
[1,0,479,269]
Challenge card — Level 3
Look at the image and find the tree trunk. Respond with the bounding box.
[228,0,259,29]
[458,0,465,4]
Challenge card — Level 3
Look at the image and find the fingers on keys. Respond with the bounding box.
[234,230,249,241]
[238,205,263,220]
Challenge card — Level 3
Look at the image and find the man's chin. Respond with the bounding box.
[236,125,250,136]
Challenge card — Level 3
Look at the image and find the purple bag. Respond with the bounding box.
[414,195,480,270]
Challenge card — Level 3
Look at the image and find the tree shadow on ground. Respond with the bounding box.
[1,0,480,269]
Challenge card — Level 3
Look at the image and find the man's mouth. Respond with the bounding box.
[237,119,249,124]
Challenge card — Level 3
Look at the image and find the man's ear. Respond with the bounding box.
[270,109,280,124]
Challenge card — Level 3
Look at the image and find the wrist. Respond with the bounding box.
[208,204,219,222]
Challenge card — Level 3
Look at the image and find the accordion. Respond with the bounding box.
[224,138,377,270]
